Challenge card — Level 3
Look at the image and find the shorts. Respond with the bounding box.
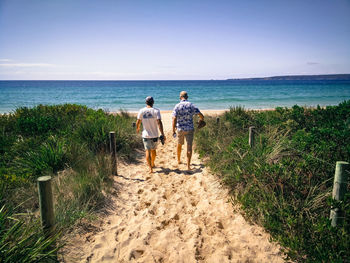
[177,130,194,150]
[143,137,158,150]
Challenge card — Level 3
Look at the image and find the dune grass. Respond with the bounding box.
[195,101,350,262]
[0,104,140,260]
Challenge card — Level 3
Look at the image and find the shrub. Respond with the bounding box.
[195,101,350,262]
[0,104,140,259]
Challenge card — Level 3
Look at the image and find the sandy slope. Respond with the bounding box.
[60,111,285,263]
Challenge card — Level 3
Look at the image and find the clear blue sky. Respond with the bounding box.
[0,0,349,80]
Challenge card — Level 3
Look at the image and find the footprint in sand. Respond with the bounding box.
[60,112,286,263]
[191,199,198,207]
[129,249,144,260]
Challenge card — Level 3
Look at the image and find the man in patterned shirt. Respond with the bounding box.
[172,91,204,170]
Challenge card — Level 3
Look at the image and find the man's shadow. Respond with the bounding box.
[115,174,145,182]
[156,163,204,175]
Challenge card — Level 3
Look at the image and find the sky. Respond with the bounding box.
[0,0,349,80]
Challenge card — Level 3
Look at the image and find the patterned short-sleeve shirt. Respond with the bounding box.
[172,100,200,131]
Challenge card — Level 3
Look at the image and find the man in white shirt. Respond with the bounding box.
[136,96,165,173]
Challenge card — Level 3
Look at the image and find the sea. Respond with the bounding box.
[0,80,350,114]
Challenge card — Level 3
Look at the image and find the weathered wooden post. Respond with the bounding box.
[37,176,55,235]
[216,117,220,125]
[330,161,349,227]
[109,131,118,175]
[249,126,255,148]
[132,122,136,128]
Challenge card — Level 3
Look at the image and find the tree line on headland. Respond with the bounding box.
[227,73,350,81]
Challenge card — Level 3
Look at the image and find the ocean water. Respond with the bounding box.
[0,80,350,113]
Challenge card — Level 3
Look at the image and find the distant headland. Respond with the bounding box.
[227,74,350,81]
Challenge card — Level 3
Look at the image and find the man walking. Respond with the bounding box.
[172,91,204,170]
[136,96,165,173]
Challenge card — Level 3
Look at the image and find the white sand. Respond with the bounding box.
[60,111,286,262]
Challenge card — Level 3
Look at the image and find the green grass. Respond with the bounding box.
[0,206,59,262]
[0,104,140,260]
[195,101,350,262]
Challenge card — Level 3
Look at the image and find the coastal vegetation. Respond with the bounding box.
[195,101,350,262]
[0,104,138,261]
[1,101,349,261]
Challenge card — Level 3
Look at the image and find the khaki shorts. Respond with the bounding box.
[143,137,158,150]
[177,130,194,150]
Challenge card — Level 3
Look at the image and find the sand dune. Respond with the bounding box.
[60,111,285,263]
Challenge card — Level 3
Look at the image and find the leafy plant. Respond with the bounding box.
[195,101,350,262]
[0,206,59,262]
[0,104,140,258]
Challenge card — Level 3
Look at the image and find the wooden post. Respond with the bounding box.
[330,161,349,227]
[109,131,118,175]
[132,122,136,128]
[216,117,220,125]
[37,176,55,235]
[249,126,255,148]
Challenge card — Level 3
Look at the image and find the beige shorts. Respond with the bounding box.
[177,130,194,150]
[143,137,158,150]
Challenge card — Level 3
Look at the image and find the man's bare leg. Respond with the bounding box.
[187,147,192,170]
[177,144,182,164]
[145,149,153,173]
[151,149,156,168]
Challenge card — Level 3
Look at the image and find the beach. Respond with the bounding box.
[60,111,285,262]
[2,0,350,261]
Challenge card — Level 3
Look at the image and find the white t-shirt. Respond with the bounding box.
[137,107,161,138]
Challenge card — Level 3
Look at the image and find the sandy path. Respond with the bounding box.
[61,111,285,263]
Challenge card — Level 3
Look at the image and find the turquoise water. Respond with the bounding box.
[0,80,350,113]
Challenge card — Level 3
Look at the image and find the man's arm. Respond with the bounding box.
[136,119,141,133]
[172,116,177,135]
[157,119,165,137]
[198,112,204,121]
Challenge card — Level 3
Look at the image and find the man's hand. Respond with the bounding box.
[160,134,166,145]
[197,119,206,129]
[198,112,204,121]
[172,116,177,135]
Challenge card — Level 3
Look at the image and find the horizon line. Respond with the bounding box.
[1,73,350,82]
